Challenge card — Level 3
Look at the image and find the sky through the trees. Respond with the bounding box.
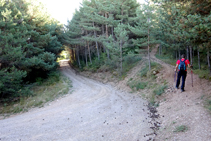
[39,0,145,24]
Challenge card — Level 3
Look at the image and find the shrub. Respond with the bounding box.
[153,85,167,96]
[127,80,148,91]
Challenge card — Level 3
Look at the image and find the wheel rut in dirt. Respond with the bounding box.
[0,60,155,141]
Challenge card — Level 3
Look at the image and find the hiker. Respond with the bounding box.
[175,54,192,92]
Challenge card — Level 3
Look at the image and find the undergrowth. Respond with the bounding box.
[0,71,72,117]
[155,46,211,80]
[83,54,142,79]
[127,61,166,107]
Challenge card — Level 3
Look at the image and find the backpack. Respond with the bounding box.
[179,59,186,71]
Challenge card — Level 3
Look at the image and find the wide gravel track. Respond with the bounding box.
[0,61,153,141]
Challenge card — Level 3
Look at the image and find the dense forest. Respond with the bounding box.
[0,0,63,100]
[62,0,211,75]
[1,0,211,101]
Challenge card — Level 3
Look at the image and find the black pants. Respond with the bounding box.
[176,70,187,90]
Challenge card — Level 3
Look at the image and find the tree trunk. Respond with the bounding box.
[87,41,92,64]
[186,46,189,60]
[111,26,114,39]
[101,23,110,59]
[148,19,151,71]
[197,46,201,70]
[176,50,177,60]
[159,45,161,56]
[105,13,108,38]
[179,48,181,59]
[76,45,81,68]
[71,49,74,62]
[120,40,123,75]
[85,46,88,67]
[101,25,106,52]
[93,22,100,60]
[190,46,193,65]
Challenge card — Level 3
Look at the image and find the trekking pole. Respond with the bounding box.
[174,71,176,82]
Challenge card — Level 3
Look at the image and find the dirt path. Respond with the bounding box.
[150,45,211,141]
[0,61,154,141]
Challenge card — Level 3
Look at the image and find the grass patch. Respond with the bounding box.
[155,53,175,66]
[153,85,167,96]
[84,54,142,79]
[194,69,211,80]
[127,80,148,91]
[133,61,164,107]
[139,62,162,79]
[0,72,72,116]
[173,125,188,132]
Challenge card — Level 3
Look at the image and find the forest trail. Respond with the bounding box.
[0,61,154,141]
[150,45,211,141]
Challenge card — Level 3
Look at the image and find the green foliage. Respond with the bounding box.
[194,69,211,80]
[63,0,143,74]
[0,72,72,115]
[155,50,175,66]
[154,0,211,75]
[139,62,161,78]
[0,67,29,99]
[127,80,148,91]
[153,85,167,96]
[173,125,188,133]
[121,55,142,77]
[0,0,63,100]
[140,65,149,77]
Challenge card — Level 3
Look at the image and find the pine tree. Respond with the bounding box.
[0,0,63,99]
[129,1,158,70]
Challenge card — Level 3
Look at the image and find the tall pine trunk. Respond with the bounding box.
[76,45,81,68]
[71,49,74,62]
[197,46,201,69]
[93,22,100,60]
[179,48,181,59]
[105,13,109,38]
[159,45,161,56]
[111,26,114,39]
[120,40,123,75]
[102,22,110,59]
[146,0,151,71]
[186,46,189,60]
[148,19,151,71]
[87,41,92,64]
[85,46,88,67]
[190,46,193,65]
[101,25,106,53]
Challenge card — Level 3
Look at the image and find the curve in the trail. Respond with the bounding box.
[0,60,154,141]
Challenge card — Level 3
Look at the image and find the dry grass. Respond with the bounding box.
[0,74,72,117]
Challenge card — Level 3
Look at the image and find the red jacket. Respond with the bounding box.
[176,59,190,71]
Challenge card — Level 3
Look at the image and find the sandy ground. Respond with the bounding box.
[150,46,211,141]
[0,61,155,141]
[80,45,211,141]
